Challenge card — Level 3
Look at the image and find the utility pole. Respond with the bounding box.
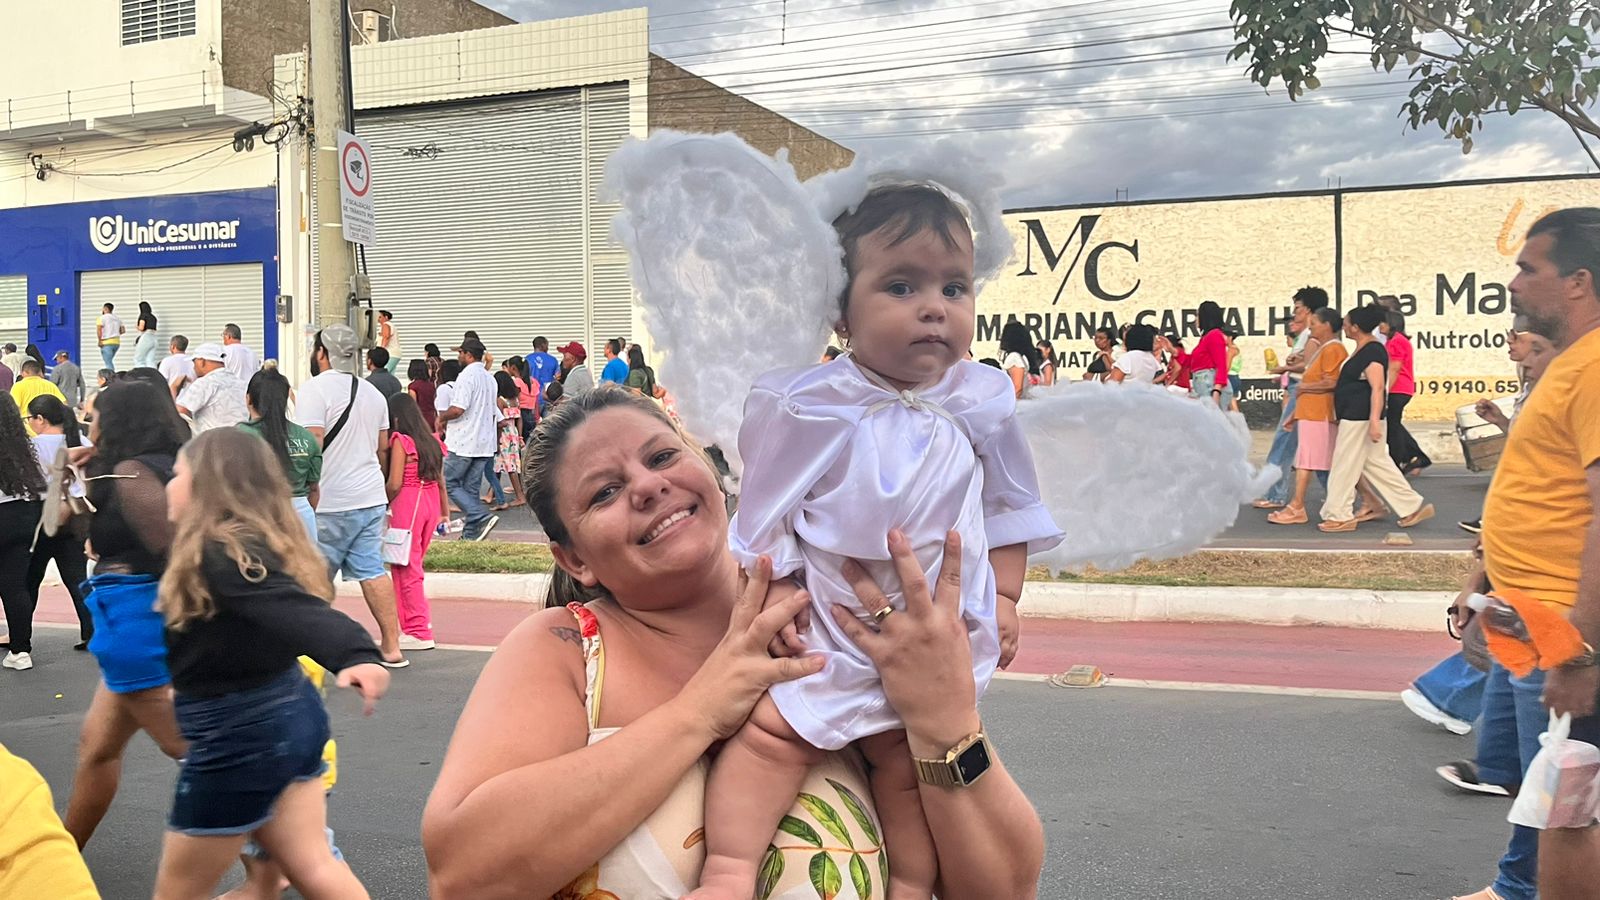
[309,0,359,329]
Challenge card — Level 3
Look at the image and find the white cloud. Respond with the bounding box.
[482,0,1595,207]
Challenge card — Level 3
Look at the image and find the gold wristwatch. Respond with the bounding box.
[913,732,994,788]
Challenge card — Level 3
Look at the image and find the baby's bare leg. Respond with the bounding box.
[860,729,935,900]
[690,696,822,900]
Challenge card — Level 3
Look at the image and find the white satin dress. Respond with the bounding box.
[730,358,1063,750]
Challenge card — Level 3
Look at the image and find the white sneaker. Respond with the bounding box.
[1401,688,1472,735]
[3,651,33,671]
[399,634,436,651]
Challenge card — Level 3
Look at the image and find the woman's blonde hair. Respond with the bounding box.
[159,428,334,629]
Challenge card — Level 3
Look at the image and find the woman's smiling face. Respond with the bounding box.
[548,407,728,607]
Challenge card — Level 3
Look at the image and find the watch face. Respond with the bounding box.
[955,738,992,784]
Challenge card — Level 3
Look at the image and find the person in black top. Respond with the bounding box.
[152,427,387,898]
[1318,304,1435,532]
[63,380,190,849]
[0,391,45,672]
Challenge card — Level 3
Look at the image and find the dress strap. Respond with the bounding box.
[566,602,606,730]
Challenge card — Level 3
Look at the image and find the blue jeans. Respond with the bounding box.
[444,453,494,533]
[1262,382,1300,504]
[1412,651,1486,723]
[100,344,118,373]
[292,496,318,545]
[1477,663,1546,900]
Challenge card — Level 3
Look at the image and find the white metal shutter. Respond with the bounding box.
[80,264,263,369]
[356,83,632,368]
[79,268,154,369]
[0,275,26,350]
[585,83,635,355]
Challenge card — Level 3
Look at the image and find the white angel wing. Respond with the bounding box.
[605,132,844,474]
[1017,381,1279,572]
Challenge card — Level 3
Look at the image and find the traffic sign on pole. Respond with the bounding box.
[338,129,375,247]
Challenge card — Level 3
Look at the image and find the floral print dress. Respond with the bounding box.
[554,603,885,900]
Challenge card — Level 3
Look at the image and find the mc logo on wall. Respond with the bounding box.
[978,176,1600,418]
[88,215,242,254]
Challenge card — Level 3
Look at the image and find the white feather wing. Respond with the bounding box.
[605,132,844,474]
[1017,381,1279,572]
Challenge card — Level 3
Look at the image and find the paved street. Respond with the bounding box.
[9,624,1514,900]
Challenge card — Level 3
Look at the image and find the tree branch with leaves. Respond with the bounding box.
[1228,0,1600,167]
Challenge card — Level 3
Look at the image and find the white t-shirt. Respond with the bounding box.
[446,362,499,458]
[1113,349,1163,384]
[222,342,261,380]
[295,370,391,512]
[1002,352,1032,399]
[98,313,124,343]
[176,369,249,433]
[158,353,195,392]
[32,433,93,498]
[434,383,454,441]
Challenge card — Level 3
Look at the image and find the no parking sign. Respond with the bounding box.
[338,130,375,247]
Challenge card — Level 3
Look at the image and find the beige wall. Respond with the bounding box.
[221,0,514,99]
[981,176,1600,419]
[647,56,852,181]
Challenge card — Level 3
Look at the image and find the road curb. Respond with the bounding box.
[327,573,1450,632]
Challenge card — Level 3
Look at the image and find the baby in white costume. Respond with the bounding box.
[689,184,1062,900]
[732,356,1061,749]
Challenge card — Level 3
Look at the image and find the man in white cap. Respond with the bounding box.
[296,323,409,666]
[175,343,248,433]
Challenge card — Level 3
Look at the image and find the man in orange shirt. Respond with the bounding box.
[1468,208,1600,900]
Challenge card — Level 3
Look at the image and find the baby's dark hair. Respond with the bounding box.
[832,184,973,314]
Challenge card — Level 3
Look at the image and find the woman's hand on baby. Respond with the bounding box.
[764,576,812,658]
[337,663,391,716]
[681,556,825,741]
[831,530,980,748]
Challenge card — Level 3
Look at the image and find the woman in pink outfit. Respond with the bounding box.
[386,394,449,650]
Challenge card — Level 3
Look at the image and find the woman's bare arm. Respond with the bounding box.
[422,608,721,899]
[424,574,819,899]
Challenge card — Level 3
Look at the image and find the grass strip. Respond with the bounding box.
[427,541,1471,591]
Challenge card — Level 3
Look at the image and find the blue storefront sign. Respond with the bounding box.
[0,188,277,361]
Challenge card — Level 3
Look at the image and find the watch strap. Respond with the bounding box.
[912,732,988,788]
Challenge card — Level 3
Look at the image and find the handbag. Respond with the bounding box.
[381,486,425,567]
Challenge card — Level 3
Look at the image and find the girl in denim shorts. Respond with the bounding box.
[151,428,390,898]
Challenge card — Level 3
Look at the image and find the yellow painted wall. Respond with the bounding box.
[981,176,1600,419]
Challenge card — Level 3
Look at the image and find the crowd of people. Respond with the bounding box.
[4,204,1600,900]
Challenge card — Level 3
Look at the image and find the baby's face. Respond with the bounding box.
[840,225,975,390]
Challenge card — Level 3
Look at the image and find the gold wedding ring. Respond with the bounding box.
[871,605,895,623]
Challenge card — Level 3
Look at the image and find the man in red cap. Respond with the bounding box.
[556,341,594,396]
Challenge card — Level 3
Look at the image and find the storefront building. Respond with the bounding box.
[1,188,277,364]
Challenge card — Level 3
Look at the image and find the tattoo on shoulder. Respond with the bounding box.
[550,626,584,646]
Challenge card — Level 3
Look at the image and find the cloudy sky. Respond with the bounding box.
[482,0,1592,208]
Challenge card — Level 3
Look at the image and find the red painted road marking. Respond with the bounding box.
[31,588,1456,694]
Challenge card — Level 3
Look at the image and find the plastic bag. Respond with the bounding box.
[1508,711,1600,830]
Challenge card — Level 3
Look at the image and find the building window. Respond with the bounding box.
[121,0,197,45]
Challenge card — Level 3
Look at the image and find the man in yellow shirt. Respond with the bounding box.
[9,358,67,435]
[0,743,99,898]
[1474,208,1600,900]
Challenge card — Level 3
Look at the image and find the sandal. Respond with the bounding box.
[1252,499,1285,510]
[1268,506,1308,525]
[1318,518,1358,533]
[1354,506,1387,524]
[1435,761,1512,797]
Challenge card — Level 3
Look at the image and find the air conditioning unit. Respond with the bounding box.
[355,9,392,44]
